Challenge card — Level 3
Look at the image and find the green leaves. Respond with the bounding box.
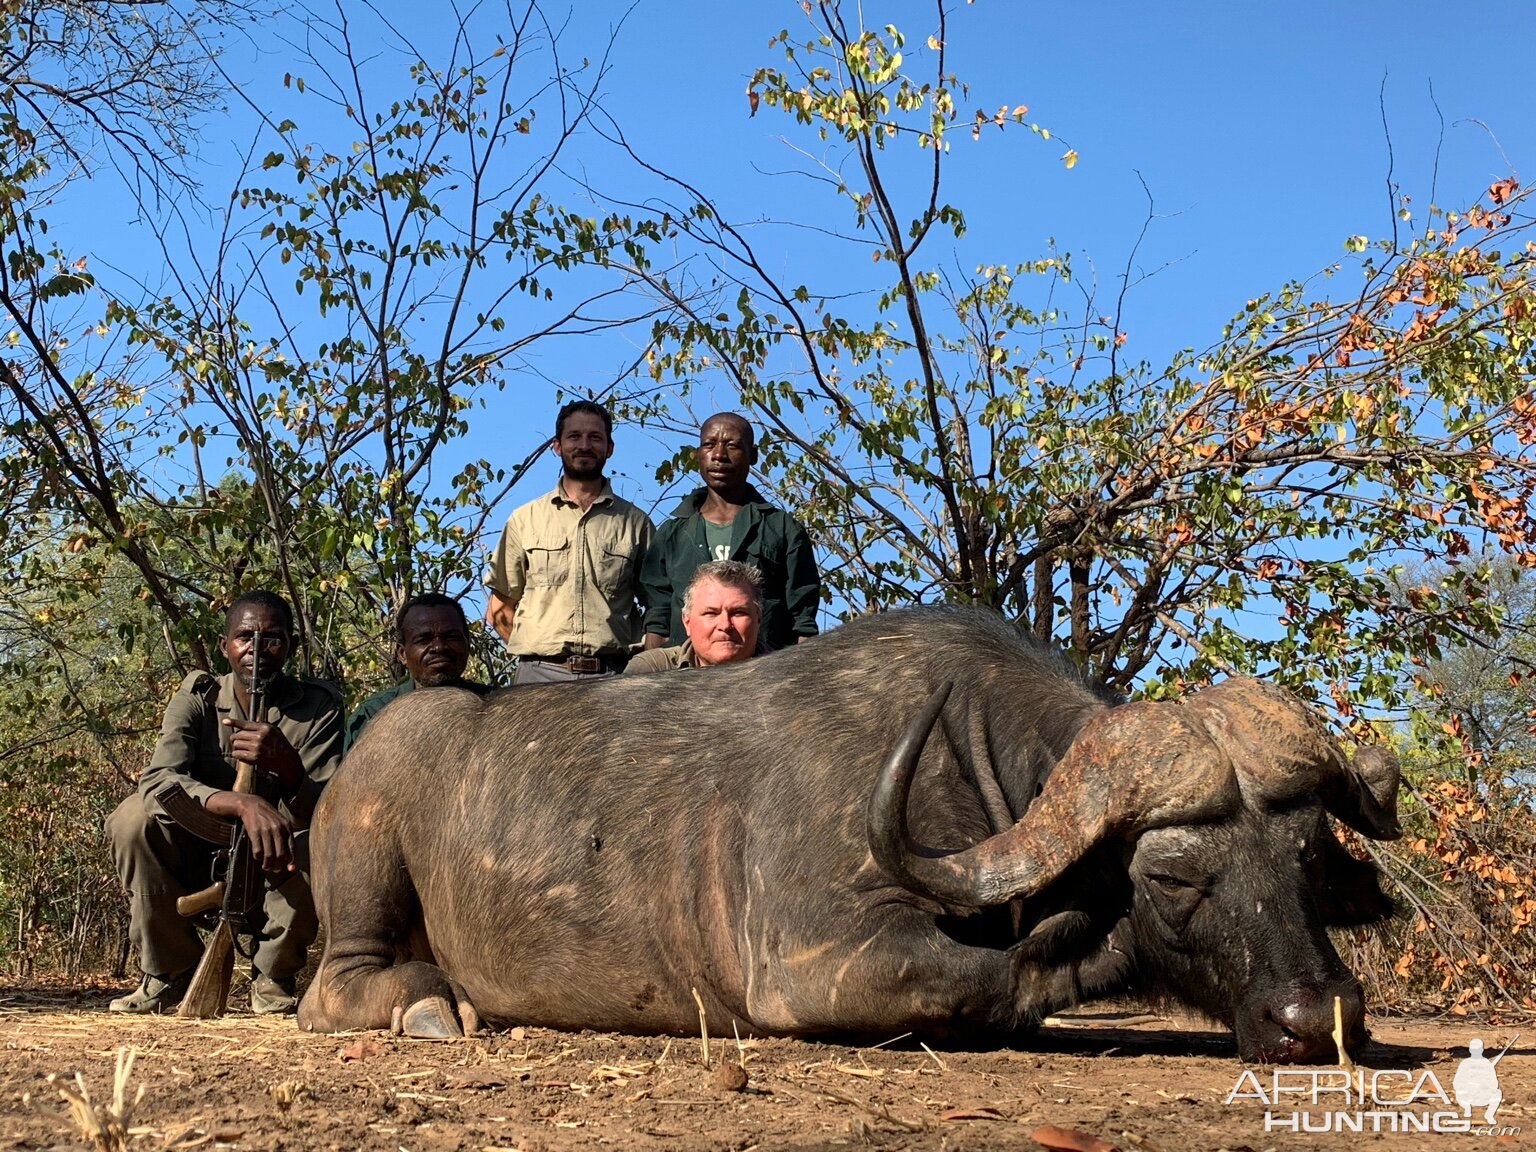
[36,267,91,300]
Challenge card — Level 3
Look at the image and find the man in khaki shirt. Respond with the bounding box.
[485,400,654,683]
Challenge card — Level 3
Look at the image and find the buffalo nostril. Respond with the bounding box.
[1272,999,1327,1039]
[1263,986,1365,1062]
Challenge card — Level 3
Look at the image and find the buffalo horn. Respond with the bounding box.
[867,675,1401,910]
[867,684,1235,907]
[865,681,955,897]
[1185,679,1402,840]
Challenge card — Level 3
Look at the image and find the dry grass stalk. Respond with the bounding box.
[590,1066,642,1082]
[919,1041,948,1072]
[590,1050,666,1083]
[689,986,710,1067]
[814,1081,926,1133]
[834,1064,884,1079]
[1331,995,1355,1071]
[51,1046,144,1152]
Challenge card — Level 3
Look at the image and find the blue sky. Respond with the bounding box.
[481,0,1533,498]
[609,3,1530,310]
[54,0,1536,614]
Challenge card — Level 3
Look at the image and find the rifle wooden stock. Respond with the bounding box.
[176,882,225,917]
[178,918,236,1019]
[177,760,255,1019]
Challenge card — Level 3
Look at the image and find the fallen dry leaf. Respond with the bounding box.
[340,1038,381,1063]
[445,1068,508,1089]
[1030,1124,1119,1152]
[942,1106,1006,1121]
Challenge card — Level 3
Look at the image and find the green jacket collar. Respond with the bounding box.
[670,483,772,518]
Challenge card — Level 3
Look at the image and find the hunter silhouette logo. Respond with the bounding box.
[1226,1032,1521,1135]
[1454,1036,1514,1124]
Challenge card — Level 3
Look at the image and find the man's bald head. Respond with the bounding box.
[701,411,755,447]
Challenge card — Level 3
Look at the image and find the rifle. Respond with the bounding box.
[156,630,269,1019]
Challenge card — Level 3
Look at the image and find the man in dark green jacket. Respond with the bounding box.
[344,593,489,753]
[641,413,820,651]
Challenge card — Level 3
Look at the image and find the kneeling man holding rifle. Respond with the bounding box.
[105,590,343,1016]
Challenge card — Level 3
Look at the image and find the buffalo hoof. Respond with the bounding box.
[395,996,464,1039]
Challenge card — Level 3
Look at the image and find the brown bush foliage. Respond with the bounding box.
[1342,773,1536,1015]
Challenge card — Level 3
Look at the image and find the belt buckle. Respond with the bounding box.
[567,656,603,673]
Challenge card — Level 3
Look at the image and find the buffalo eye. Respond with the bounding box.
[1142,872,1205,931]
[1147,873,1203,896]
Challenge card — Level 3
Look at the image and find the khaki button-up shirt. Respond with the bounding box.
[486,480,655,658]
[138,670,344,828]
[623,639,698,675]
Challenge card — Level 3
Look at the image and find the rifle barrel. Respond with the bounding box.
[1491,1032,1520,1065]
[249,628,265,727]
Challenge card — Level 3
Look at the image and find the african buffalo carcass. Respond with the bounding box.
[298,607,1400,1063]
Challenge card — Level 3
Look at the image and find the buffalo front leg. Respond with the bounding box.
[743,914,1019,1039]
[1008,913,1138,1026]
[296,810,479,1038]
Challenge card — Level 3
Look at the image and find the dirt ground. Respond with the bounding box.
[1,981,1529,1152]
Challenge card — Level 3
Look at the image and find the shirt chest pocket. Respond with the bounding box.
[595,542,634,595]
[742,540,784,587]
[525,538,571,587]
[196,715,236,786]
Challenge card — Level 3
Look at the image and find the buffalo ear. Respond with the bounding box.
[1318,833,1396,927]
[1319,745,1403,841]
[1014,910,1102,964]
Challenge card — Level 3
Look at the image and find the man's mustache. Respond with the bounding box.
[240,659,279,685]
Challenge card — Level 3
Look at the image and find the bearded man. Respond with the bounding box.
[484,400,655,684]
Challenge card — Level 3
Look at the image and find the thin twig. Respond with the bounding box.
[814,1082,927,1133]
[689,987,710,1067]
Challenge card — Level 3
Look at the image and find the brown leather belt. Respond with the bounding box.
[523,653,628,673]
